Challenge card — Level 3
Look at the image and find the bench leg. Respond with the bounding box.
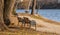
[24,23,25,28]
[35,24,36,31]
[18,22,19,26]
[29,24,31,29]
[26,23,31,29]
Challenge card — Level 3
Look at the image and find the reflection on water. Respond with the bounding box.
[16,9,60,22]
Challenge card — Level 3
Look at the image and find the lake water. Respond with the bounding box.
[16,9,60,22]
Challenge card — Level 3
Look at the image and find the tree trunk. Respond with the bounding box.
[0,0,9,30]
[36,1,40,14]
[3,0,16,26]
[31,0,36,15]
[12,1,17,15]
[25,0,31,13]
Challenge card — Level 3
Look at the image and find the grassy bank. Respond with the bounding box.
[30,15,60,25]
[18,13,60,25]
[0,13,59,35]
[0,28,59,35]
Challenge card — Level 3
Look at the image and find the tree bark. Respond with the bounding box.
[31,0,36,15]
[0,0,9,30]
[3,0,16,26]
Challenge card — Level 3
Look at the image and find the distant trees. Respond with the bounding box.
[18,0,31,13]
[17,0,37,15]
[25,0,31,13]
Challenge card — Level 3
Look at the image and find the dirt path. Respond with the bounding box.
[19,16,60,34]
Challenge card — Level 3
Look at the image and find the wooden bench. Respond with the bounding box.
[30,20,36,30]
[18,17,36,30]
[17,17,23,26]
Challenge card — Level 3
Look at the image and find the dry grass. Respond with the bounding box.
[0,28,59,35]
[30,15,60,25]
[11,13,60,35]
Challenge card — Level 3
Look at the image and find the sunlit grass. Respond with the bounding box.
[11,13,60,35]
[18,13,60,25]
[30,15,60,25]
[0,28,59,35]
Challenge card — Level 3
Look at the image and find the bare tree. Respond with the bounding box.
[31,0,36,15]
[36,1,40,14]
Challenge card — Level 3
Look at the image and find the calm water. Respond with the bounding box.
[16,9,60,22]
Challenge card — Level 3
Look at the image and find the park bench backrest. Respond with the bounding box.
[23,17,30,23]
[18,17,23,22]
[30,20,36,25]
